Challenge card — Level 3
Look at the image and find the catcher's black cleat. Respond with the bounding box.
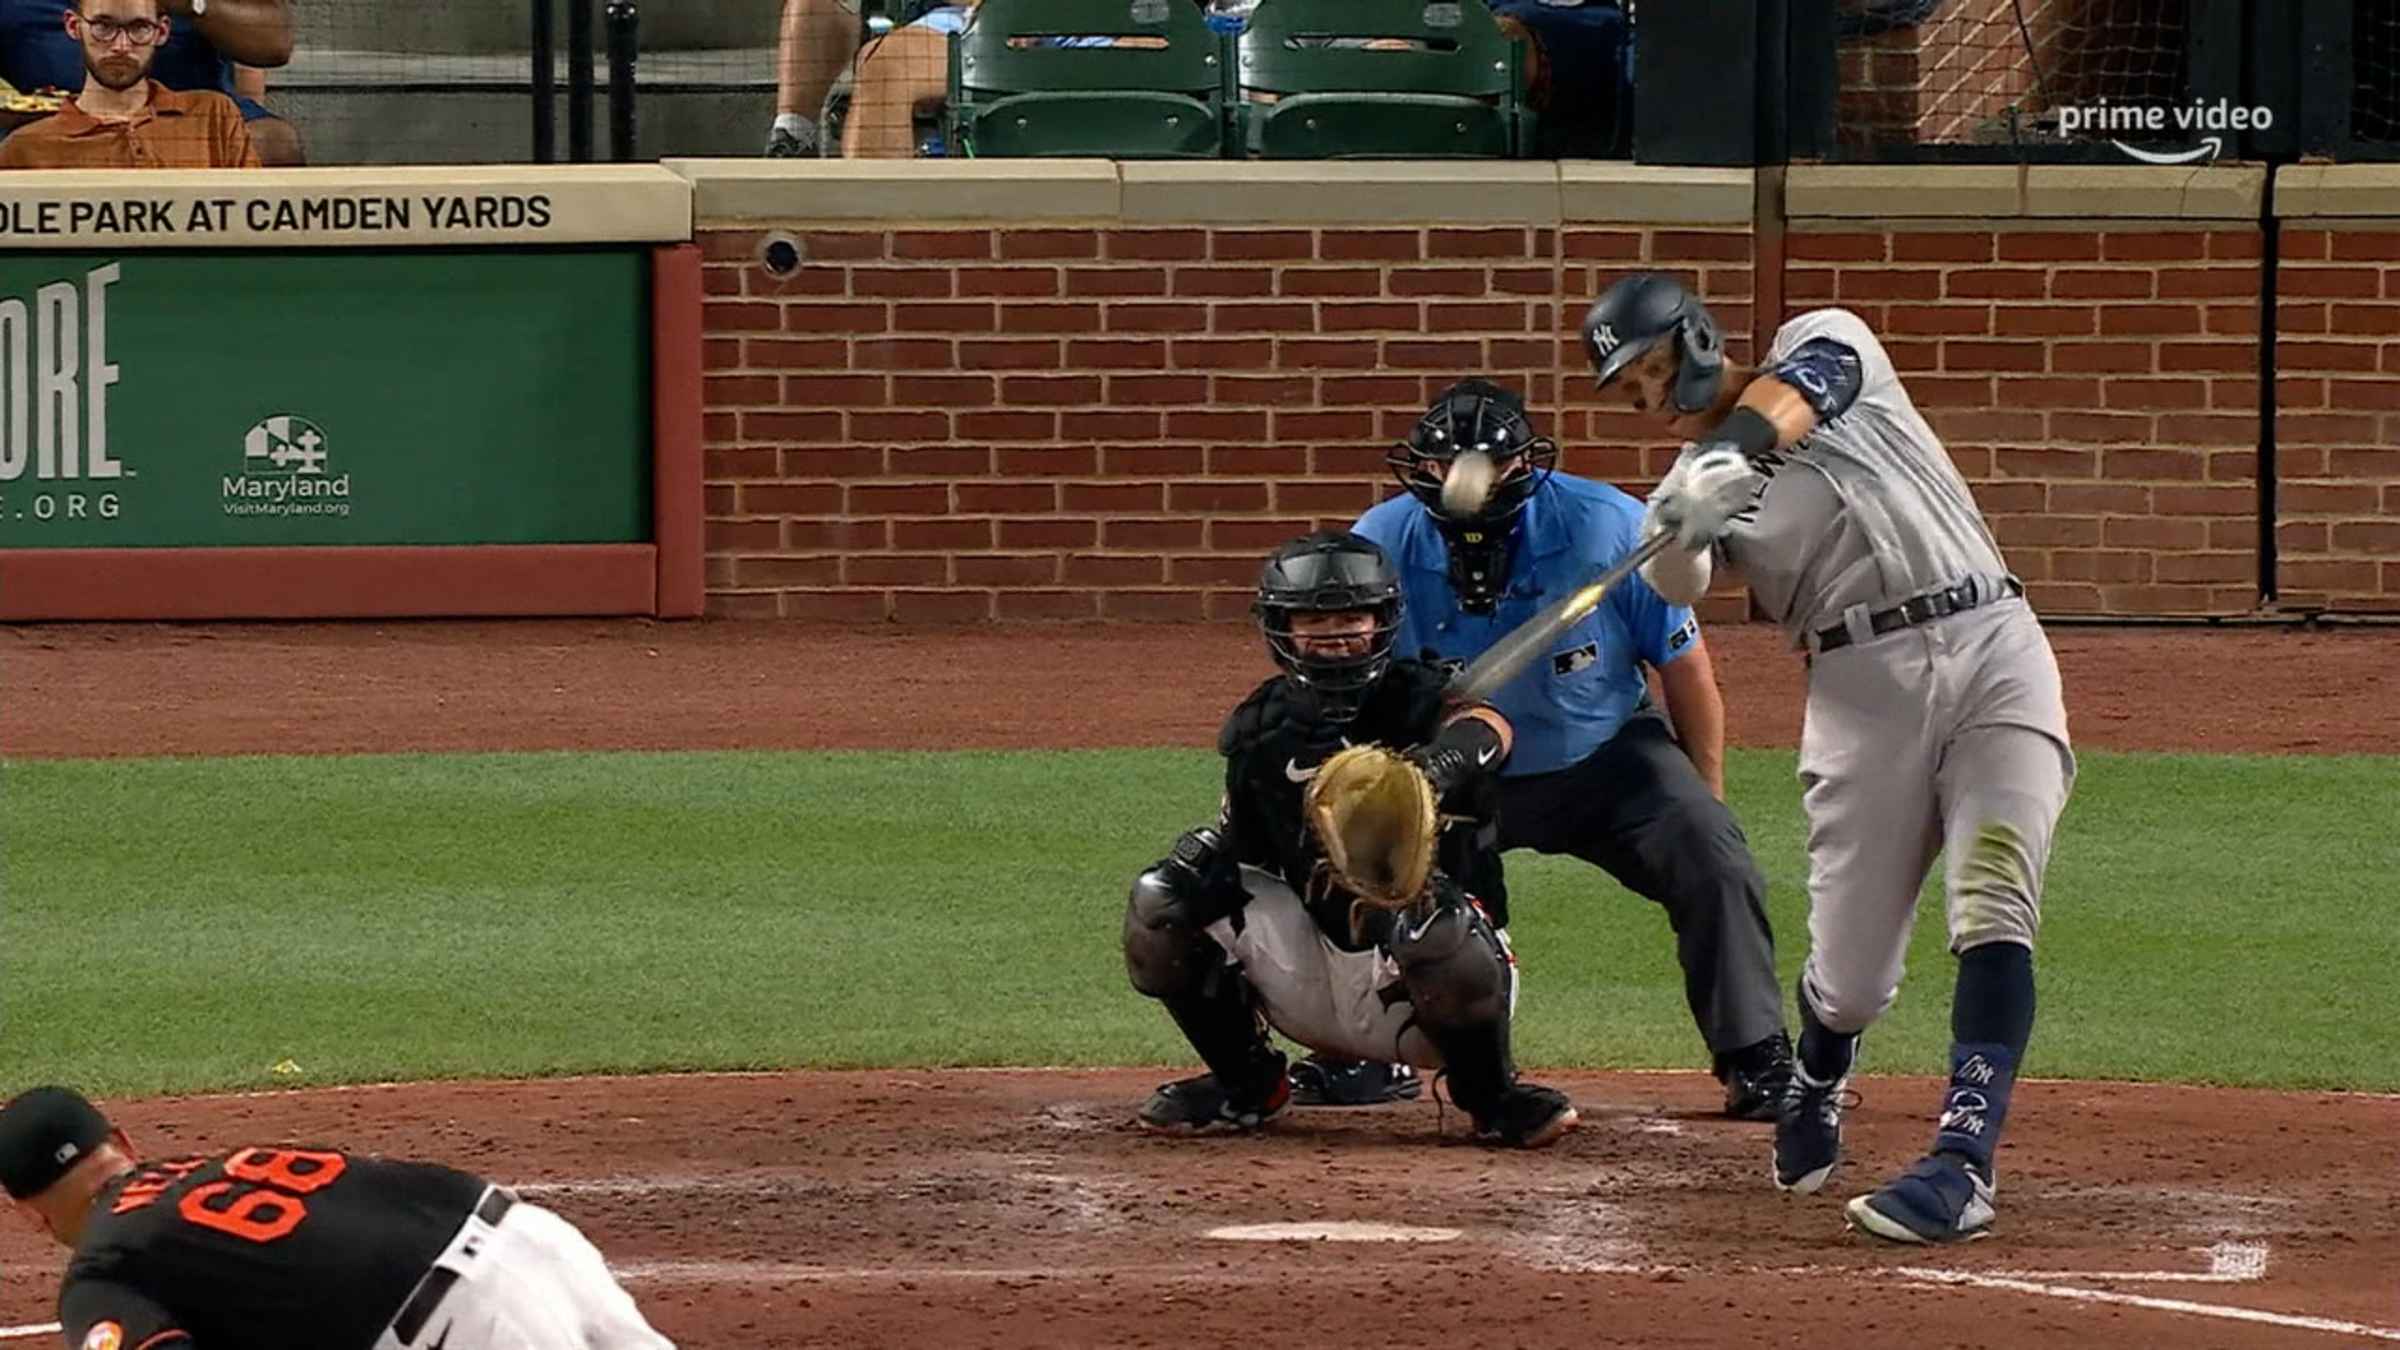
[1137,1067,1292,1134]
[1717,1031,1795,1122]
[1471,1082,1579,1149]
[1290,1055,1423,1107]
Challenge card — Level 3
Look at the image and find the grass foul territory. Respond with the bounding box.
[2,747,2393,1097]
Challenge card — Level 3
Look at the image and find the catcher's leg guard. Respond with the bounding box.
[1123,869,1280,1096]
[1389,891,1518,1115]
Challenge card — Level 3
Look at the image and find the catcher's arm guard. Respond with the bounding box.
[1302,745,1441,921]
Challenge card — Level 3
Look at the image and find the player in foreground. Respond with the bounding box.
[0,1085,677,1348]
[1586,272,2075,1242]
[1121,530,1578,1149]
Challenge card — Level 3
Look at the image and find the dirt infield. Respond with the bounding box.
[3,618,2397,758]
[0,1071,2390,1349]
[2,617,2397,1347]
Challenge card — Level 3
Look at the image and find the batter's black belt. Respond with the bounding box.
[389,1186,516,1345]
[1812,575,2024,654]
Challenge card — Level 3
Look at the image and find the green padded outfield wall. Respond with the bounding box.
[0,249,650,549]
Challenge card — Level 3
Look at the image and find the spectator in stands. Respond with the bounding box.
[1485,0,1632,159]
[0,0,297,163]
[0,0,258,168]
[767,0,864,156]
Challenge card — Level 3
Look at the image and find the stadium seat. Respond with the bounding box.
[1235,0,1532,159]
[944,0,1235,159]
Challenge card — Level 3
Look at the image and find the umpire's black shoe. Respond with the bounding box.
[1470,1082,1580,1150]
[1716,1032,1796,1122]
[1137,1064,1292,1134]
[1290,1055,1423,1107]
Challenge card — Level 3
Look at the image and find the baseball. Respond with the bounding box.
[1440,450,1498,518]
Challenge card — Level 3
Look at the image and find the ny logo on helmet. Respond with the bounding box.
[1589,322,1619,356]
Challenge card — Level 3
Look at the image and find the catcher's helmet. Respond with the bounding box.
[1253,531,1403,724]
[1581,272,1725,415]
[1387,378,1559,527]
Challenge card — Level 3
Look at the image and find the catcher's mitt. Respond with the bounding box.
[1302,744,1438,915]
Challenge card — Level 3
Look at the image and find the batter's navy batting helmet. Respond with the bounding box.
[1252,531,1403,724]
[1388,378,1558,526]
[1581,272,1725,415]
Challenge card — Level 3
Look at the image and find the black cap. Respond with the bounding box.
[0,1087,114,1200]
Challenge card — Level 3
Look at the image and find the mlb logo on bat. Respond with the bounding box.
[222,414,355,519]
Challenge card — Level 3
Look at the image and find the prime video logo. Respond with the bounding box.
[2056,98,2272,164]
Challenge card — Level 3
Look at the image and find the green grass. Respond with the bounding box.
[4,748,2394,1097]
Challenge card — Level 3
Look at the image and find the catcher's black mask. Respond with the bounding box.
[1252,530,1403,725]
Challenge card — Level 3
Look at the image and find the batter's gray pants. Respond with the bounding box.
[1797,597,2076,1034]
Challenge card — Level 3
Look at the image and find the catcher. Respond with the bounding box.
[1122,529,1578,1149]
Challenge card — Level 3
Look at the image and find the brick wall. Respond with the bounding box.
[1788,225,2264,616]
[2273,229,2400,610]
[698,223,1750,622]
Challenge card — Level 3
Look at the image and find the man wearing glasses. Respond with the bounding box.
[0,0,294,163]
[0,0,259,168]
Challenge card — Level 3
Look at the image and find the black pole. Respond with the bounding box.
[568,0,596,162]
[607,0,639,162]
[531,0,556,163]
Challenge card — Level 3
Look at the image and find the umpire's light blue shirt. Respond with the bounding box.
[1353,473,1700,778]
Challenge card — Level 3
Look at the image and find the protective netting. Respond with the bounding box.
[2355,0,2400,145]
[1832,0,2187,155]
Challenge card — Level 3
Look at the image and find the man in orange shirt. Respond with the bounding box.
[0,0,259,168]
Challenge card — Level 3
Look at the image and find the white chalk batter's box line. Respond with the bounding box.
[6,1222,2393,1342]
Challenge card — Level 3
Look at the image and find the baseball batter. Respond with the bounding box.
[0,1086,675,1348]
[1121,530,1578,1149]
[1583,273,2074,1243]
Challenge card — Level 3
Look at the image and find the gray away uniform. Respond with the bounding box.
[1720,308,2076,1035]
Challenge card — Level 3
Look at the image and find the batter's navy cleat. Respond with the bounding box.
[1846,1152,1996,1243]
[1470,1083,1580,1150]
[1717,1031,1795,1122]
[1290,1055,1423,1107]
[1137,1067,1292,1134]
[1773,1068,1854,1194]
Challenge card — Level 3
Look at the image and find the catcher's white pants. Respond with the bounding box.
[372,1194,675,1350]
[1206,866,1518,1068]
[1797,598,2076,1034]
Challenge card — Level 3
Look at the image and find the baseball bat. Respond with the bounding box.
[1448,528,1677,706]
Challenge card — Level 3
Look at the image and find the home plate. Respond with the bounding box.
[1207,1221,1462,1243]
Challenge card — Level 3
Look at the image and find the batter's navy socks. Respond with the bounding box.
[1795,982,1860,1085]
[1952,940,2036,1056]
[1931,1040,2017,1173]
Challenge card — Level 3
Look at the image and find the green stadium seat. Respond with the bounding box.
[944,0,1235,159]
[1235,0,1533,159]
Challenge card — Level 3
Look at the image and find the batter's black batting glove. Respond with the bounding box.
[1406,714,1507,801]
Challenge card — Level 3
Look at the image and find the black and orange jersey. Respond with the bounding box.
[59,1147,487,1350]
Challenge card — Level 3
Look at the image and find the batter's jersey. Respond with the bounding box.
[1218,661,1504,946]
[58,1147,490,1350]
[1723,307,2012,645]
[1355,474,1700,777]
